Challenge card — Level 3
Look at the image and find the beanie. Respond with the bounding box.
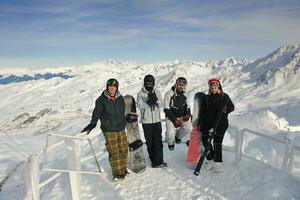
[208,78,222,91]
[106,78,119,90]
[144,74,155,85]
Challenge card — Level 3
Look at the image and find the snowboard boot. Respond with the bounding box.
[175,135,181,144]
[213,162,224,173]
[168,144,175,151]
[185,140,190,146]
[152,162,168,168]
[205,160,214,170]
[112,175,125,182]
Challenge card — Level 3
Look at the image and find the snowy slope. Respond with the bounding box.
[0,45,299,199]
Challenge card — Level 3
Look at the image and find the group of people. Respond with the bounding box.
[81,75,234,181]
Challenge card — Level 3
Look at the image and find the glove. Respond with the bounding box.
[182,108,191,121]
[146,92,158,106]
[182,114,190,121]
[208,128,214,137]
[81,123,96,135]
[173,119,181,128]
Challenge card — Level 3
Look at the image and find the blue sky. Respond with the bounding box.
[0,0,300,68]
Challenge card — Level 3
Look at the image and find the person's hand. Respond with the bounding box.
[208,128,214,137]
[173,119,181,128]
[81,123,96,135]
[182,114,190,121]
[146,92,158,106]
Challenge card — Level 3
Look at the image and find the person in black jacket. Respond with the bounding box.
[199,78,234,173]
[81,78,128,182]
[164,77,192,151]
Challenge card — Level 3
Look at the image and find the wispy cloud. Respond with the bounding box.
[0,0,299,67]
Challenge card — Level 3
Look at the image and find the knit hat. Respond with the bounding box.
[208,78,222,91]
[144,74,155,92]
[144,74,155,85]
[106,78,119,90]
[176,77,187,85]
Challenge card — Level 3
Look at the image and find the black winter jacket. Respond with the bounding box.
[90,90,126,133]
[199,92,234,130]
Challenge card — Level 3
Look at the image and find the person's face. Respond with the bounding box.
[176,83,186,93]
[145,81,154,88]
[209,84,219,94]
[108,84,117,96]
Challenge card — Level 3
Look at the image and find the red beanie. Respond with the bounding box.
[208,78,220,86]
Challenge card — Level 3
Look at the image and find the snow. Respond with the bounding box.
[0,45,299,199]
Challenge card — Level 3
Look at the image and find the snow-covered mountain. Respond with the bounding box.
[0,45,299,199]
[244,44,300,89]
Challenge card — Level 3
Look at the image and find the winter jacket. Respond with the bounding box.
[137,86,163,124]
[90,90,126,133]
[199,92,234,130]
[164,86,190,122]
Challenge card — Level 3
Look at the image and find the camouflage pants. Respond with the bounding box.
[104,130,128,176]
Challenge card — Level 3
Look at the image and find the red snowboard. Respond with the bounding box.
[186,128,201,163]
[186,92,205,163]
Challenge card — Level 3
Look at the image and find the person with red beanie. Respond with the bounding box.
[198,78,234,173]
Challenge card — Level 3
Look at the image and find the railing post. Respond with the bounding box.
[235,129,244,164]
[66,138,81,200]
[26,154,40,200]
[282,143,291,172]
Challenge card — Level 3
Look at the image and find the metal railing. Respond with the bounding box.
[25,125,300,200]
[26,132,102,200]
[223,125,300,182]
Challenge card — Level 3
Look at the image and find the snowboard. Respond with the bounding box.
[124,95,146,173]
[194,93,228,176]
[186,92,205,163]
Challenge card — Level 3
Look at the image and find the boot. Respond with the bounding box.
[213,162,224,173]
[175,135,181,144]
[168,144,175,151]
[205,160,214,170]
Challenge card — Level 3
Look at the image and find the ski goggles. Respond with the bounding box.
[176,77,187,85]
[106,78,119,87]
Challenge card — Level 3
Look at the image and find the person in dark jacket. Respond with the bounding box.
[137,74,167,168]
[81,78,128,182]
[199,78,234,172]
[164,77,192,151]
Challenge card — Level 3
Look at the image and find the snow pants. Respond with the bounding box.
[104,130,128,176]
[142,122,164,166]
[202,120,228,162]
[165,117,192,145]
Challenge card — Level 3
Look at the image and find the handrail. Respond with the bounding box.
[26,131,103,200]
[43,132,102,173]
[25,124,300,200]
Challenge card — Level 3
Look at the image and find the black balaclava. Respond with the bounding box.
[144,74,155,92]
